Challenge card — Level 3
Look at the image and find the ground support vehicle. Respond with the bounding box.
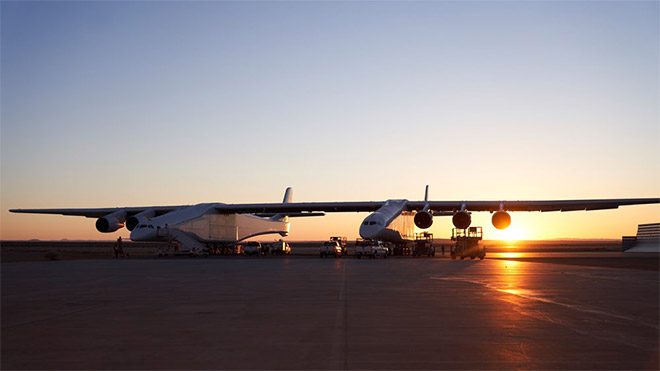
[269,240,291,255]
[329,236,348,255]
[320,240,343,258]
[450,227,485,260]
[157,238,208,257]
[391,243,412,256]
[243,242,263,256]
[413,232,435,257]
[354,240,388,259]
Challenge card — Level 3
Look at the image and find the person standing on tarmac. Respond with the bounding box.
[116,236,124,258]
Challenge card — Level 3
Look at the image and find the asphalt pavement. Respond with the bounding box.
[2,256,658,369]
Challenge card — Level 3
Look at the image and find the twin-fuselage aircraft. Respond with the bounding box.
[10,186,659,253]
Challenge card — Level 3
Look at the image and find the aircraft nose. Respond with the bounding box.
[359,216,384,240]
[359,224,372,239]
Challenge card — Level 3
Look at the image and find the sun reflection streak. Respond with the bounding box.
[500,252,524,259]
[497,259,525,300]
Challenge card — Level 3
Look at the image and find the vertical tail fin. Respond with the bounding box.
[271,187,293,221]
[283,187,293,203]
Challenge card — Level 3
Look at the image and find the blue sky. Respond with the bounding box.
[1,1,658,240]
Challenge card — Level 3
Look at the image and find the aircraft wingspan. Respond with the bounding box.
[216,198,659,214]
[10,198,659,218]
[9,206,184,218]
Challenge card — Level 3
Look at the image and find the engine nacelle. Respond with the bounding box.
[492,211,511,230]
[452,211,471,229]
[126,209,156,231]
[414,211,433,229]
[95,210,127,233]
[126,216,144,231]
[95,216,124,233]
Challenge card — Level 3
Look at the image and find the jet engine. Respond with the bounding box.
[452,211,471,229]
[95,216,124,233]
[491,211,511,230]
[95,211,127,233]
[126,209,156,231]
[414,211,433,229]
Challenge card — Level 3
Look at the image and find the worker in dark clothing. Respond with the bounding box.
[116,236,124,258]
[441,245,445,256]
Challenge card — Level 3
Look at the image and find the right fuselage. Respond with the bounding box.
[359,200,415,243]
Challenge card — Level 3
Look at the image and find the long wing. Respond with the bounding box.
[9,206,185,218]
[10,198,659,218]
[214,198,660,214]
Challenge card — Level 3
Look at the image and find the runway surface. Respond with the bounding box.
[2,256,658,370]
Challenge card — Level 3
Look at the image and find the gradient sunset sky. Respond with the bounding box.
[1,1,658,241]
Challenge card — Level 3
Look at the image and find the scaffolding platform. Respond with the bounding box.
[450,227,485,260]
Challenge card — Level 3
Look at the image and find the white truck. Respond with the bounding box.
[243,241,262,256]
[320,240,343,258]
[269,240,291,255]
[354,240,388,259]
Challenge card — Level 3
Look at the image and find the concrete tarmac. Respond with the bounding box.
[2,256,658,370]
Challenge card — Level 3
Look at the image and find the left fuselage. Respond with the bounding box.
[130,203,289,243]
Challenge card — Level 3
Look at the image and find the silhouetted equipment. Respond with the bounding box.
[451,227,485,260]
[413,232,435,257]
[353,239,388,259]
[329,236,348,255]
[622,223,660,251]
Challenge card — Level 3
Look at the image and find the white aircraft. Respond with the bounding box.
[9,186,659,253]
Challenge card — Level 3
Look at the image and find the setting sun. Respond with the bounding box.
[489,224,528,242]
